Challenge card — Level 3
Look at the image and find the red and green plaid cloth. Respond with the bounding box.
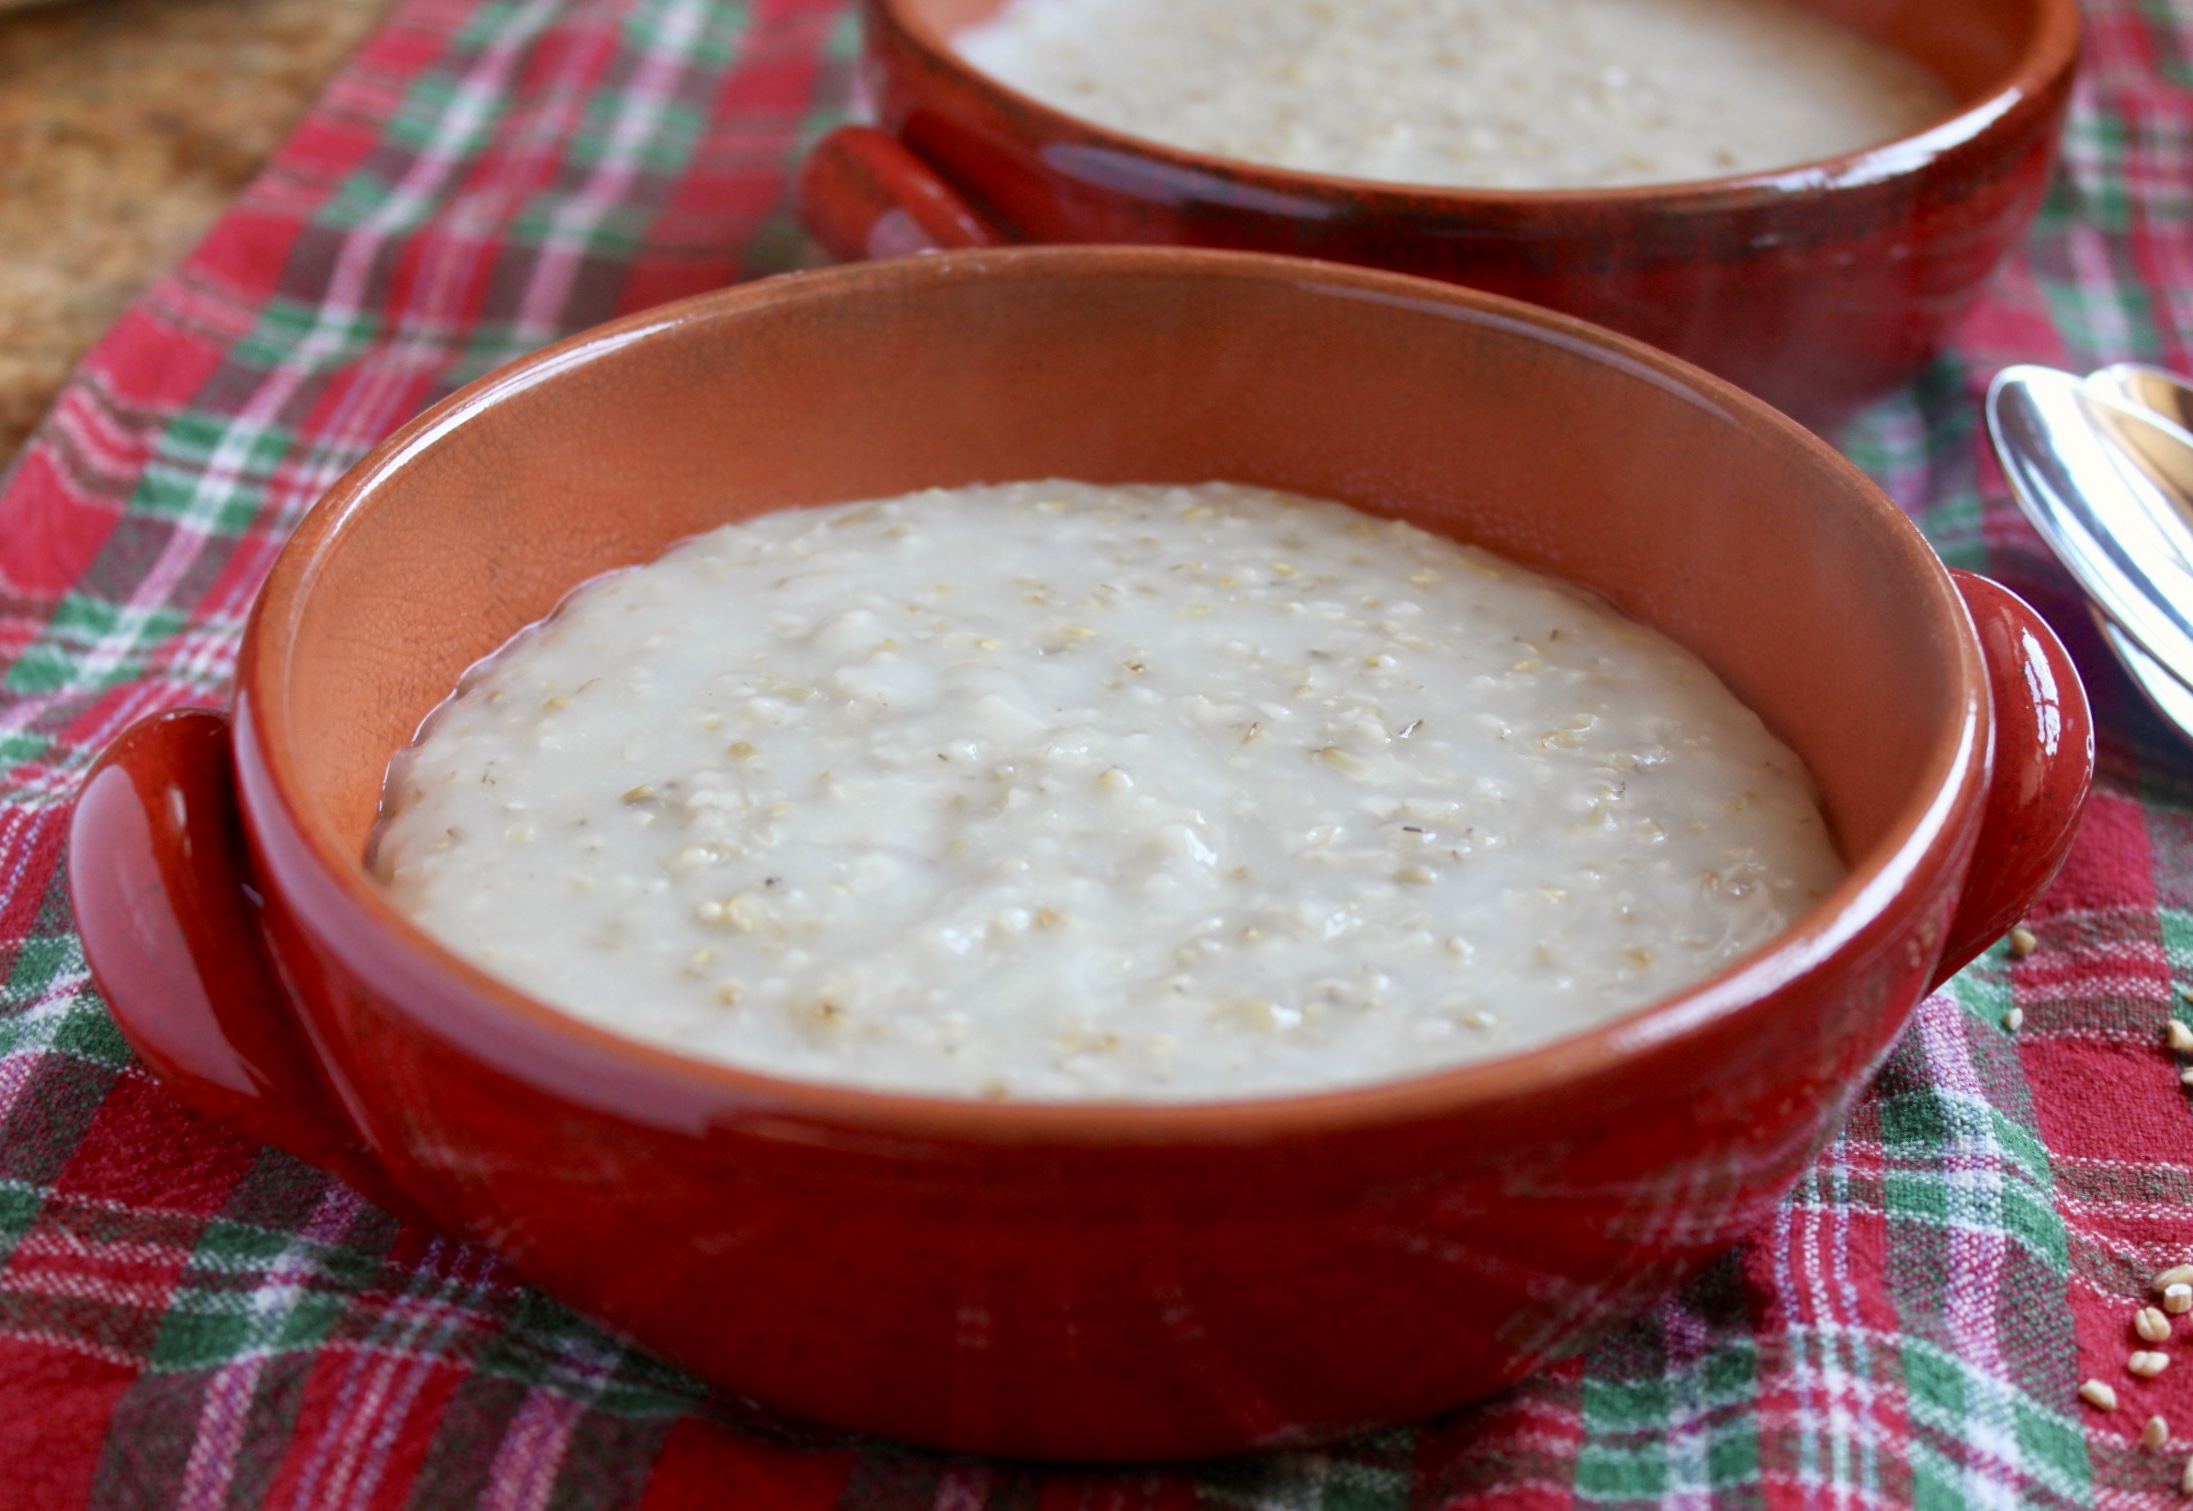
[5,0,2193,1503]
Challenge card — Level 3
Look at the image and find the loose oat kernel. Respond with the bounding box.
[2170,1284,2193,1315]
[2145,1415,2171,1450]
[2181,1454,2193,1496]
[2131,1351,2171,1378]
[2008,925,2039,958]
[2155,1266,2193,1293]
[2082,1379,2120,1411]
[2138,1307,2172,1343]
[2170,1020,2193,1054]
[2003,1007,2024,1032]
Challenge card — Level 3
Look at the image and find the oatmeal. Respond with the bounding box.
[951,0,1952,190]
[372,482,1845,1100]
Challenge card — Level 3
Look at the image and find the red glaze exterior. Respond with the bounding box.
[1933,571,2094,983]
[67,250,2091,1461]
[65,708,434,1227]
[796,124,1007,259]
[802,0,2079,425]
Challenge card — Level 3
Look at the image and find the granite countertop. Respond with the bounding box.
[0,0,393,469]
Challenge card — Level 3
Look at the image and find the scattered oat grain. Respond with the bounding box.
[2145,1415,2171,1450]
[2132,1351,2171,1378]
[2009,924,2038,958]
[2170,1020,2193,1053]
[2083,1378,2121,1410]
[2138,1307,2172,1343]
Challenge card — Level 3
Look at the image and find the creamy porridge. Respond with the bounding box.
[372,482,1845,1101]
[951,0,1953,190]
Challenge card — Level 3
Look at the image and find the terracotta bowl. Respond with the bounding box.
[795,0,2078,427]
[67,248,2091,1461]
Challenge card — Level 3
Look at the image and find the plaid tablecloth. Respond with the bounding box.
[5,0,2193,1504]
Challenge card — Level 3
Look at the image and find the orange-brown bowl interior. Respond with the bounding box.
[265,251,1963,1005]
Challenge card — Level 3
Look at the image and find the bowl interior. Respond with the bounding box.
[903,0,2046,133]
[265,251,1961,935]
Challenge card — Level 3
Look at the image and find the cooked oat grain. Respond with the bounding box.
[954,0,1951,190]
[374,482,1845,1100]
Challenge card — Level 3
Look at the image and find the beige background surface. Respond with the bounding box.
[0,0,393,469]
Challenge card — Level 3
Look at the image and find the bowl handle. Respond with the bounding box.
[1929,571,2095,989]
[795,124,1008,262]
[67,706,426,1222]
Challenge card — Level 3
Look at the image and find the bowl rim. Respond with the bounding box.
[870,0,2081,207]
[239,245,1987,1144]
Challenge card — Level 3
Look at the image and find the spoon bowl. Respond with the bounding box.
[2087,362,2193,443]
[1987,366,2193,683]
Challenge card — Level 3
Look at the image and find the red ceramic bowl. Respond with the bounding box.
[797,0,2077,426]
[67,248,2090,1461]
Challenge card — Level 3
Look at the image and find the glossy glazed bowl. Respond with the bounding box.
[67,248,2091,1461]
[797,0,2077,426]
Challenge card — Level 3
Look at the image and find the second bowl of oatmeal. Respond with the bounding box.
[797,0,2077,424]
[67,248,2090,1459]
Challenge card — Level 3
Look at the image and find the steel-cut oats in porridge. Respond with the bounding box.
[952,0,1953,189]
[372,481,1846,1100]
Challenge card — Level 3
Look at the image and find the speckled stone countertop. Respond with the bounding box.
[0,0,394,468]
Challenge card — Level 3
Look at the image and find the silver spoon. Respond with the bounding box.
[2078,364,2193,744]
[2088,362,2193,444]
[2092,604,2193,741]
[1987,367,2193,669]
[2074,375,2193,571]
[1988,365,2193,746]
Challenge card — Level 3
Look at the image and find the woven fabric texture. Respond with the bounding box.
[4,0,2193,1504]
